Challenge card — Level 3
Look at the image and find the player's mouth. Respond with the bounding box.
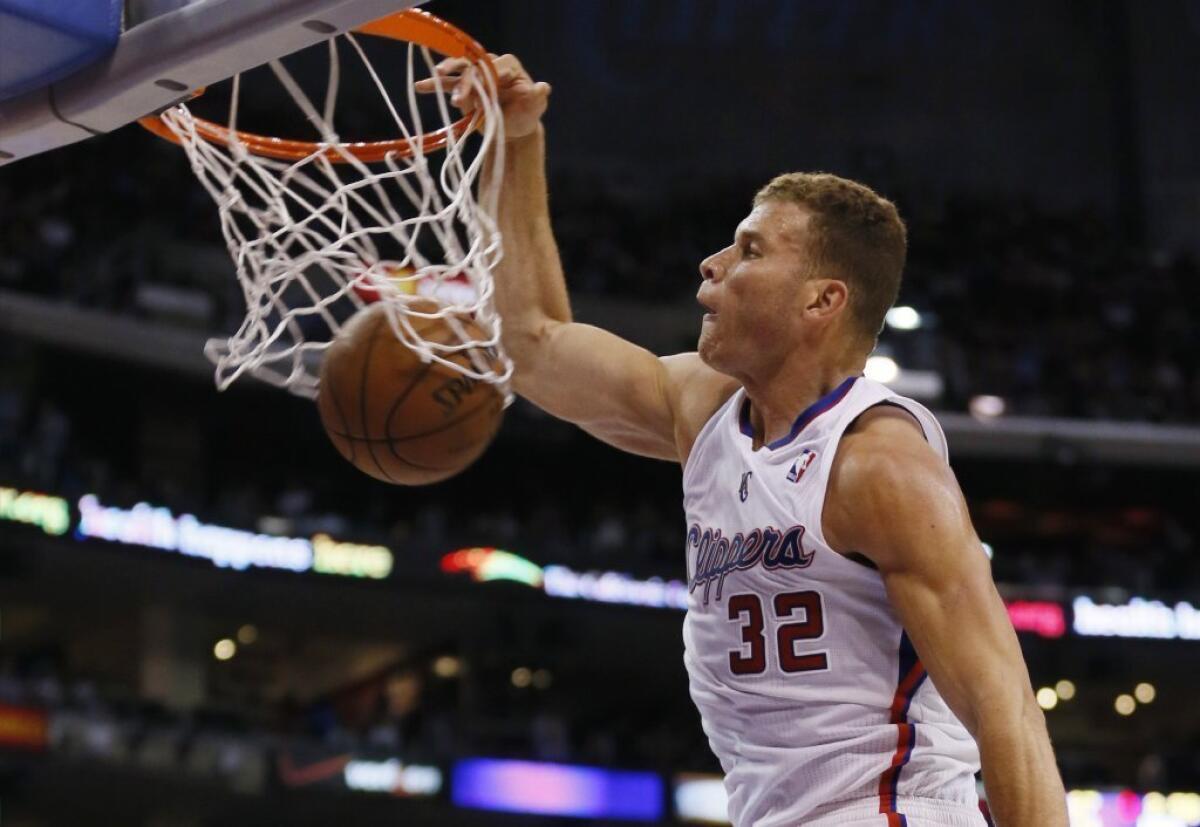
[697,295,718,321]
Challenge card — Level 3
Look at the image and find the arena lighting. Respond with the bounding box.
[969,395,1006,420]
[543,565,690,610]
[864,355,900,383]
[213,639,236,660]
[1072,596,1200,640]
[0,704,49,750]
[432,655,462,678]
[1004,600,1067,638]
[440,549,690,610]
[1055,679,1077,700]
[1134,682,1156,704]
[311,532,393,579]
[74,494,393,579]
[0,485,69,536]
[440,548,1199,642]
[884,306,922,330]
[1035,687,1058,710]
[442,549,1100,626]
[1115,694,1137,716]
[342,759,442,796]
[440,547,544,587]
[452,759,664,820]
[1067,789,1200,827]
[674,774,730,824]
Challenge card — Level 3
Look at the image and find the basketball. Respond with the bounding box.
[317,301,505,485]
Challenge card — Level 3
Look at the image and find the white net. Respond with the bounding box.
[156,25,511,400]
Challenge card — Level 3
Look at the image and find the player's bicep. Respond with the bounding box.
[881,525,1027,737]
[844,442,1036,735]
[513,321,679,459]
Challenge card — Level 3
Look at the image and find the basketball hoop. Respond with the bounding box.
[138,8,511,401]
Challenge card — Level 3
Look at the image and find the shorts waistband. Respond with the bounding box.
[807,796,987,826]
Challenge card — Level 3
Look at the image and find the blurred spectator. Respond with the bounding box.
[2,141,1197,423]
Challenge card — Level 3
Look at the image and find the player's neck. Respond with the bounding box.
[741,349,864,449]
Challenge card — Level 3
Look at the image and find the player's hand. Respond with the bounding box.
[414,53,550,141]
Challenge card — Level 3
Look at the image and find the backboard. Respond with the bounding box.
[0,0,427,164]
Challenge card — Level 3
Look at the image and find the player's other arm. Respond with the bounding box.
[826,410,1068,827]
[495,127,734,460]
[427,55,735,461]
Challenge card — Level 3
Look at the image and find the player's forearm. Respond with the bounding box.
[488,125,572,365]
[974,701,1067,826]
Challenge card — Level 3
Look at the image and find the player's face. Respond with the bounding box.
[696,200,816,375]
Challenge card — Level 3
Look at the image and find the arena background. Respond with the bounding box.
[1,1,1199,824]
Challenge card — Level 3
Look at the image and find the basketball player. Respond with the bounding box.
[419,56,1068,826]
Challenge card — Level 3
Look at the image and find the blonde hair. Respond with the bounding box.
[755,172,907,347]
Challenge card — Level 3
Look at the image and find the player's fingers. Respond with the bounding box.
[413,74,461,93]
[457,94,478,117]
[450,66,480,105]
[489,53,522,73]
[415,56,473,94]
[422,54,534,95]
[432,56,471,76]
[488,53,535,86]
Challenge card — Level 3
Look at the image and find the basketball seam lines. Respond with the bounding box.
[359,313,400,485]
[376,451,458,472]
[327,322,460,441]
[399,398,500,442]
[324,356,357,465]
[373,324,470,474]
[334,397,499,445]
[382,359,436,452]
[330,387,356,464]
[381,323,485,439]
[323,314,500,480]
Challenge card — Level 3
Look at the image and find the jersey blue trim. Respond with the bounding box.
[738,375,859,450]
[880,631,928,819]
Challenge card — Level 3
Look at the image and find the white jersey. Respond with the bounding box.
[682,375,986,827]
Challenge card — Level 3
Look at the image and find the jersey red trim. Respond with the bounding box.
[878,633,927,821]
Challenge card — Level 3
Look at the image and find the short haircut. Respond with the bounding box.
[755,172,907,347]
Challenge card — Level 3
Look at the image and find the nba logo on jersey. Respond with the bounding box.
[787,449,818,483]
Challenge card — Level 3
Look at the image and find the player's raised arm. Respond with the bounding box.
[418,55,736,463]
[826,409,1069,827]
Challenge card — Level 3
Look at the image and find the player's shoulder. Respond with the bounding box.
[659,352,740,463]
[835,403,947,490]
[844,401,928,447]
[824,402,954,551]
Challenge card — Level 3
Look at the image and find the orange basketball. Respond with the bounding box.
[317,301,505,485]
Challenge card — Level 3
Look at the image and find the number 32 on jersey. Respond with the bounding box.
[727,590,828,676]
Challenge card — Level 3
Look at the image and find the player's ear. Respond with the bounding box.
[804,278,849,319]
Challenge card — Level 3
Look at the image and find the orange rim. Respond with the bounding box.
[137,8,496,163]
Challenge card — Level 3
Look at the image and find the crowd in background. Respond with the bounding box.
[4,128,1200,815]
[0,632,716,784]
[0,365,1197,594]
[3,640,1195,796]
[2,136,1198,423]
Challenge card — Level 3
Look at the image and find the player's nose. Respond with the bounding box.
[699,251,721,282]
